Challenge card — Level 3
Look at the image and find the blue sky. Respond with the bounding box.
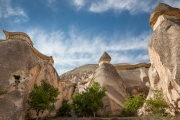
[0,0,180,75]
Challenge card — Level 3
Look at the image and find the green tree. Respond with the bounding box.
[28,80,59,119]
[59,99,72,117]
[145,89,168,116]
[123,93,146,116]
[72,82,106,117]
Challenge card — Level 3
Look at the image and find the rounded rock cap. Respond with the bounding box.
[98,52,111,64]
[150,2,180,29]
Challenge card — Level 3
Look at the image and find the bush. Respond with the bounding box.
[59,99,72,117]
[145,89,168,116]
[27,80,59,119]
[72,82,106,117]
[123,93,146,116]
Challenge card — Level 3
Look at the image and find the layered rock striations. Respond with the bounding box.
[0,30,63,119]
[139,3,180,115]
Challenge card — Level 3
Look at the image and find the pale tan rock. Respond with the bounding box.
[98,52,111,66]
[139,3,180,115]
[0,30,64,119]
[82,52,129,115]
[116,63,150,95]
[150,3,180,29]
[91,63,128,115]
[60,64,98,83]
[60,52,150,115]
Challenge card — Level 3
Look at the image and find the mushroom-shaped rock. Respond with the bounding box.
[138,3,180,115]
[98,52,111,66]
[150,2,180,30]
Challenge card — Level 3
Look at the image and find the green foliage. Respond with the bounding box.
[72,82,106,117]
[28,80,59,119]
[123,93,146,116]
[59,99,72,117]
[145,89,168,116]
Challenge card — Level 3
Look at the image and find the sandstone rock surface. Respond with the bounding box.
[87,63,129,115]
[0,30,63,119]
[60,64,98,83]
[74,52,150,115]
[139,3,180,115]
[61,63,150,96]
[116,63,150,95]
[150,2,180,30]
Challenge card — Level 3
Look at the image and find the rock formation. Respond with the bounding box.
[84,52,129,115]
[139,3,180,115]
[0,30,63,119]
[60,51,150,115]
[60,64,98,83]
[115,63,150,95]
[61,63,150,95]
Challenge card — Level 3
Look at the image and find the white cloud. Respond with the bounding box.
[25,27,151,75]
[71,0,155,14]
[72,0,85,9]
[71,0,180,14]
[43,0,58,11]
[0,0,28,22]
[89,0,153,14]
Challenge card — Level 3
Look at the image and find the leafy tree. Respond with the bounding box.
[59,99,72,117]
[123,93,146,116]
[145,89,168,116]
[72,82,106,117]
[28,80,59,119]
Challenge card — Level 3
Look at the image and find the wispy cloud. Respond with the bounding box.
[71,0,154,14]
[25,27,151,75]
[43,0,58,11]
[89,0,153,14]
[71,0,180,14]
[71,0,85,9]
[0,0,28,23]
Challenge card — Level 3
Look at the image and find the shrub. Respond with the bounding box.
[59,99,72,117]
[123,93,146,116]
[27,80,59,119]
[72,82,106,117]
[145,89,168,116]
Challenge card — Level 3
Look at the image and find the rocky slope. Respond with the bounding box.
[0,30,64,119]
[139,3,180,115]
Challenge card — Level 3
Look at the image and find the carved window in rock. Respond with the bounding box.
[13,75,20,89]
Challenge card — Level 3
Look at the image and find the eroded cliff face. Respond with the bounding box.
[0,31,64,120]
[139,3,180,115]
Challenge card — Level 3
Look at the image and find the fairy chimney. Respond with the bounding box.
[98,52,111,66]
